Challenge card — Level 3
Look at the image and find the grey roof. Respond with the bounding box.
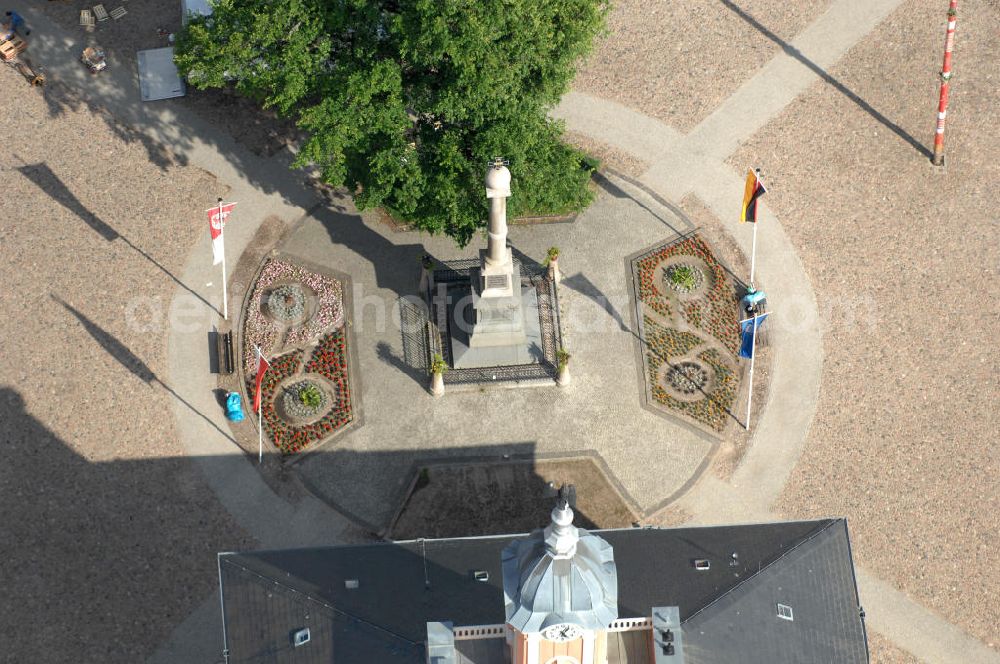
[681,520,868,663]
[217,518,868,664]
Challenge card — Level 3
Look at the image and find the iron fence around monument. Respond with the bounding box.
[424,258,562,387]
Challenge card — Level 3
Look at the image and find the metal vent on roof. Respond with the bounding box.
[473,570,489,582]
[345,579,359,589]
[693,559,711,571]
[776,603,794,621]
[292,627,311,647]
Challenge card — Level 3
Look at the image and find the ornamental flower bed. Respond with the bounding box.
[649,348,737,431]
[643,315,702,361]
[248,328,354,455]
[632,234,742,432]
[243,259,345,374]
[635,234,738,354]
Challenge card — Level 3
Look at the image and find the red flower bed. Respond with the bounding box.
[248,328,353,455]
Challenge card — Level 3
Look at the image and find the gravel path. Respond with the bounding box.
[0,68,253,662]
[575,0,832,131]
[730,0,999,649]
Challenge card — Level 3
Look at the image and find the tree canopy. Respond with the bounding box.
[175,0,608,246]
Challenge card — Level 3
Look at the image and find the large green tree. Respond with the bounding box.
[175,0,607,246]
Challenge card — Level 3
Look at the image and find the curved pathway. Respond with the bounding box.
[18,3,997,664]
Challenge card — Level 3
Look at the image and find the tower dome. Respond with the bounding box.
[501,498,618,633]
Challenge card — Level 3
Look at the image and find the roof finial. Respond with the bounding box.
[544,485,578,558]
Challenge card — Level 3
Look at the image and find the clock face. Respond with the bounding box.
[542,623,584,642]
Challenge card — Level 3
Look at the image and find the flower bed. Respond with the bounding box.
[649,348,736,431]
[643,315,702,361]
[635,235,738,354]
[249,328,353,455]
[632,234,741,432]
[243,259,345,374]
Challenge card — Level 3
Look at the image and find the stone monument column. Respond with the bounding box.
[485,161,511,268]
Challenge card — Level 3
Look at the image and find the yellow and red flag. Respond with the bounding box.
[740,169,766,223]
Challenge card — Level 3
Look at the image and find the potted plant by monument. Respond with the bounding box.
[545,246,561,283]
[430,353,447,397]
[556,347,571,386]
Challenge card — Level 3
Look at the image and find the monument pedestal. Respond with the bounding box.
[469,248,527,348]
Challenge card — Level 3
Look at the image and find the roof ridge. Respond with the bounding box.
[681,518,843,623]
[220,557,422,647]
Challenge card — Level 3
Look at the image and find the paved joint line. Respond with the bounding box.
[685,0,908,162]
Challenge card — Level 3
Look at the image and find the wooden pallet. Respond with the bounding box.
[93,4,108,21]
[80,9,95,27]
[0,36,27,62]
[110,6,127,20]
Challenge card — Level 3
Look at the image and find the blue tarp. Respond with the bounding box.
[226,392,245,422]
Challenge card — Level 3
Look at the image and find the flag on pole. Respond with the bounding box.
[252,348,270,413]
[206,202,237,265]
[739,313,769,359]
[740,169,766,223]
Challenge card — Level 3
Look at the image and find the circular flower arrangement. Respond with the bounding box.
[663,263,705,294]
[242,259,345,375]
[265,284,308,322]
[280,379,331,420]
[250,329,353,455]
[667,361,709,394]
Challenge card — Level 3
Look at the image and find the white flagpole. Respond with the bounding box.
[749,222,758,288]
[219,198,229,321]
[745,314,759,431]
[257,346,263,464]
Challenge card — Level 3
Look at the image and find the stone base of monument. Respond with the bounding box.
[450,285,543,368]
[427,257,562,388]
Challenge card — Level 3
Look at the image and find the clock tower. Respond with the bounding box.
[501,491,618,664]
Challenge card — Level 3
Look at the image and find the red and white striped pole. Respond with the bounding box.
[932,0,958,166]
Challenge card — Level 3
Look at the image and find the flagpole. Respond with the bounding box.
[745,314,759,431]
[257,346,263,464]
[218,198,229,321]
[749,222,758,288]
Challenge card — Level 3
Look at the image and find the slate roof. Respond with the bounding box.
[218,518,868,663]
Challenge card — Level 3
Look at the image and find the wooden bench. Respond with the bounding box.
[217,330,235,375]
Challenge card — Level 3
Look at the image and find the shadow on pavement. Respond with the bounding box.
[717,0,933,159]
[53,295,237,442]
[592,170,692,236]
[0,386,254,663]
[561,271,631,333]
[17,159,219,314]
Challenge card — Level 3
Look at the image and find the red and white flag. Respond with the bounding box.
[206,202,237,265]
[253,347,270,413]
